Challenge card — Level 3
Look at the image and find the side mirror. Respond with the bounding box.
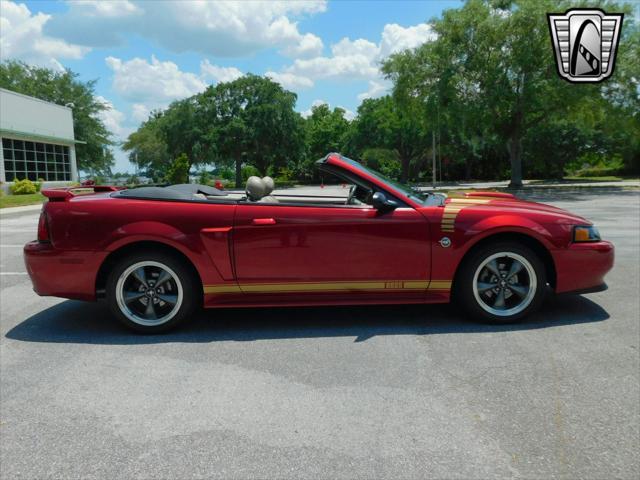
[372,191,398,212]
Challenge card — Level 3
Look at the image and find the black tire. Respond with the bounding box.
[454,242,547,324]
[106,250,200,333]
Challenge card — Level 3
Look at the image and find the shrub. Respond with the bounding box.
[216,167,235,181]
[166,153,190,184]
[566,153,626,177]
[10,178,38,195]
[198,170,211,185]
[241,165,261,182]
[35,178,45,192]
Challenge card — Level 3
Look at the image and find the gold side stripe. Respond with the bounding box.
[204,285,243,294]
[204,280,451,294]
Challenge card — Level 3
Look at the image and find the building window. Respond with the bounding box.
[3,138,71,182]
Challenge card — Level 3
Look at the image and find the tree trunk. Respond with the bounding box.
[400,155,410,184]
[508,130,523,188]
[235,155,242,188]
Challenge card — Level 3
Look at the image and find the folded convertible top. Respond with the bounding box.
[166,184,227,196]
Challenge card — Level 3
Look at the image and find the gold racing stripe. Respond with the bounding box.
[204,280,451,294]
[440,198,491,232]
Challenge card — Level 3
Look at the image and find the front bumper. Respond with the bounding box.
[23,241,108,301]
[553,240,614,294]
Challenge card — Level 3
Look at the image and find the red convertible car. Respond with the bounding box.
[24,153,613,333]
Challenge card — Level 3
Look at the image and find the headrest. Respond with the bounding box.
[262,176,275,195]
[245,176,266,201]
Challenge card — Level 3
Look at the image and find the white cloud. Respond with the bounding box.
[281,32,324,58]
[131,104,151,123]
[338,106,356,121]
[357,79,392,101]
[200,60,243,83]
[273,22,435,95]
[0,0,89,69]
[301,99,328,118]
[95,95,131,140]
[379,23,437,57]
[70,0,142,18]
[45,0,327,58]
[265,71,314,91]
[106,55,207,106]
[107,56,249,128]
[331,37,379,58]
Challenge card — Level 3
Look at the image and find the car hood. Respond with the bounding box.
[444,191,590,225]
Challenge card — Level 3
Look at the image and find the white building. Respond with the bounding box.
[1,88,80,191]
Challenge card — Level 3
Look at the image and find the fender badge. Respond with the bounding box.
[439,237,451,248]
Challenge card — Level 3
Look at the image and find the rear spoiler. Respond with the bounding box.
[41,185,122,201]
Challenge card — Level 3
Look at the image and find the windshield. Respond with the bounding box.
[339,156,430,204]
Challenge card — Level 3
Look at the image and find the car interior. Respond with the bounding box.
[114,165,388,208]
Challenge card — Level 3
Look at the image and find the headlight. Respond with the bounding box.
[573,225,601,242]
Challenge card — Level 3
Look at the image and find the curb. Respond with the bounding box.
[0,204,44,216]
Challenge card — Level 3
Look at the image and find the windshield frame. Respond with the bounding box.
[333,156,431,206]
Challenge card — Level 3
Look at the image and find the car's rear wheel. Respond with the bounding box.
[106,251,199,333]
[455,242,547,323]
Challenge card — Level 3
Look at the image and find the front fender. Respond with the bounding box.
[430,215,562,296]
[461,215,559,254]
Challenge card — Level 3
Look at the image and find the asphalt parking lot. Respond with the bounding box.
[1,188,639,479]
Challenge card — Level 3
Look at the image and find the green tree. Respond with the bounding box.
[350,96,426,183]
[382,0,639,186]
[166,153,190,184]
[122,111,170,179]
[305,103,351,160]
[294,103,351,181]
[159,97,212,171]
[0,60,115,174]
[198,74,304,187]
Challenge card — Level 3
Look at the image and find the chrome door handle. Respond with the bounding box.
[252,218,276,225]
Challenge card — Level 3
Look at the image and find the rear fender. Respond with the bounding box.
[103,221,224,285]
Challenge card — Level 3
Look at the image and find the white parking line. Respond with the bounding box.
[0,245,24,248]
[0,272,28,275]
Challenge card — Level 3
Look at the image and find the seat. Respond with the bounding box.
[245,176,266,202]
[259,176,279,203]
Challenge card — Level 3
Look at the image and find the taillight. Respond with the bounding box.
[37,212,50,242]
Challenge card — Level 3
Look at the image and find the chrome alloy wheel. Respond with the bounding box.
[472,252,537,317]
[115,261,184,326]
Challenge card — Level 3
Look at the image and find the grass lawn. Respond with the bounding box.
[0,193,45,209]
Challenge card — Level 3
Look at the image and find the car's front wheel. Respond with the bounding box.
[106,251,199,333]
[455,242,547,323]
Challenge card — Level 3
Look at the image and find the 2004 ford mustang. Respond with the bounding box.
[24,153,613,333]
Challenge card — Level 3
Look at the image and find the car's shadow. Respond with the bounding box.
[6,295,609,345]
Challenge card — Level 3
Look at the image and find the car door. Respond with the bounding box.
[232,202,431,301]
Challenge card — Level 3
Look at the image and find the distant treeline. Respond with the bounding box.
[2,1,637,187]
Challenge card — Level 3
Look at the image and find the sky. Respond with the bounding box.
[0,0,461,172]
